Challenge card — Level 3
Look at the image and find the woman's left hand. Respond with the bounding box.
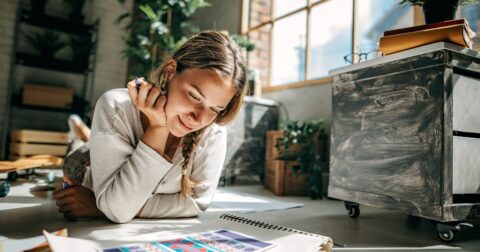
[53,185,105,220]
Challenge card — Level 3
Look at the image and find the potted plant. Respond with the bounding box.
[400,0,478,24]
[24,30,68,67]
[275,119,328,199]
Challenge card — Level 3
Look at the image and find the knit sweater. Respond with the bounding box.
[82,88,227,223]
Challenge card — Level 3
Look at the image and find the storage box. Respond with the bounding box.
[264,130,306,196]
[9,129,69,160]
[22,84,75,109]
[11,129,69,144]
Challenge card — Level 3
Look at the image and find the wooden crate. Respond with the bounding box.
[10,142,68,157]
[22,84,75,109]
[11,129,69,144]
[265,130,306,196]
[9,129,69,160]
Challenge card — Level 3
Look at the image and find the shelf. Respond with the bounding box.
[16,52,90,74]
[10,93,86,115]
[19,9,94,36]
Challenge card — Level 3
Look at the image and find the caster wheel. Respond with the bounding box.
[438,230,454,242]
[7,172,18,181]
[348,206,360,218]
[344,201,360,218]
[0,181,11,197]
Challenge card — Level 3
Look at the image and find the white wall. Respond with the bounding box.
[191,0,242,34]
[262,84,332,132]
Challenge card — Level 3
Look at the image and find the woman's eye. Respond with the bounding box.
[189,93,200,102]
[211,108,220,115]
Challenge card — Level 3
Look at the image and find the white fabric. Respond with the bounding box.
[82,88,227,223]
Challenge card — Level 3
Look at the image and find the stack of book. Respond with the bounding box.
[379,19,476,55]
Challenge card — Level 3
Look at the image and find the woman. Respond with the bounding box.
[54,31,247,223]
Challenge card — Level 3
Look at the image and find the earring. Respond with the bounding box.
[160,78,167,95]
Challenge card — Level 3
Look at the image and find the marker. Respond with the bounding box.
[135,76,142,90]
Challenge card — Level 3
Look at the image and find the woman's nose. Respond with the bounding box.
[188,108,207,125]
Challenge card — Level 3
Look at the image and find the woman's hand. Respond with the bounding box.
[127,77,168,128]
[53,185,105,220]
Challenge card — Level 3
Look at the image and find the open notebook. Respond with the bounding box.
[43,214,333,252]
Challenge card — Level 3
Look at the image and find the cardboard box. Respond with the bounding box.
[10,142,68,157]
[22,84,75,109]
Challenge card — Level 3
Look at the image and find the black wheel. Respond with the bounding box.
[0,181,11,197]
[7,172,18,181]
[348,206,360,218]
[438,230,455,242]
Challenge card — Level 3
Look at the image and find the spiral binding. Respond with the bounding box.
[219,213,325,238]
[218,214,333,250]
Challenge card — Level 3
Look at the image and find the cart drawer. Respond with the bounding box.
[453,136,480,194]
[453,74,480,134]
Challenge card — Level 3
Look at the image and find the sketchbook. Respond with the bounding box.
[43,214,333,252]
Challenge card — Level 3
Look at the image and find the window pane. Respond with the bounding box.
[309,0,352,79]
[358,1,413,52]
[249,0,272,28]
[271,12,307,86]
[459,5,480,50]
[274,0,306,18]
[248,25,272,87]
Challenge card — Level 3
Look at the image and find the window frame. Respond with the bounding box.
[241,0,421,93]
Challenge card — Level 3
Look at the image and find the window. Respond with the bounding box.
[244,0,415,90]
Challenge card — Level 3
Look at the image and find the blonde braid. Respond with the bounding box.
[181,130,201,197]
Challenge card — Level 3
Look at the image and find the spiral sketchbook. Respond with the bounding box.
[43,214,333,252]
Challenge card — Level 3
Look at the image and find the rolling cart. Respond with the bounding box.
[329,42,480,242]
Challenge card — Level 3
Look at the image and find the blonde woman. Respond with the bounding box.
[54,31,248,223]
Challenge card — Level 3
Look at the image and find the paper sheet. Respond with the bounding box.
[210,189,303,213]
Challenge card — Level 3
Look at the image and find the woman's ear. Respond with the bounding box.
[164,59,177,81]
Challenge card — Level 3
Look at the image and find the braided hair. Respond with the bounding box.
[150,31,248,197]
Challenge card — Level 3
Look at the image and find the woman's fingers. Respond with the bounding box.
[127,79,138,105]
[154,94,167,110]
[145,86,161,108]
[56,196,72,207]
[137,81,153,107]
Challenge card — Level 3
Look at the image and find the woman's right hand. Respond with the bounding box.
[127,77,167,128]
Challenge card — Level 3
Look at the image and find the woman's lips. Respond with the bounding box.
[178,116,193,131]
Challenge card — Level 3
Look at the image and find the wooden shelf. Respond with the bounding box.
[15,52,89,74]
[19,9,94,36]
[10,93,86,114]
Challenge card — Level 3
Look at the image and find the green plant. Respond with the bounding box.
[399,0,477,5]
[275,119,327,199]
[116,0,210,79]
[24,30,68,64]
[231,34,256,52]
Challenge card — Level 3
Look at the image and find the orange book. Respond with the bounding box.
[379,23,475,55]
[383,19,467,36]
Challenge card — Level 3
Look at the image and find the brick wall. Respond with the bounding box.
[248,0,271,87]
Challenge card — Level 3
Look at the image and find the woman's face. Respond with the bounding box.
[164,68,236,137]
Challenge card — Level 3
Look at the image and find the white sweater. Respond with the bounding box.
[82,88,227,223]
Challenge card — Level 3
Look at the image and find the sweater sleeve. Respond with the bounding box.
[89,91,175,223]
[138,125,227,218]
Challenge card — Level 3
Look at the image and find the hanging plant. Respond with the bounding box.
[24,30,68,66]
